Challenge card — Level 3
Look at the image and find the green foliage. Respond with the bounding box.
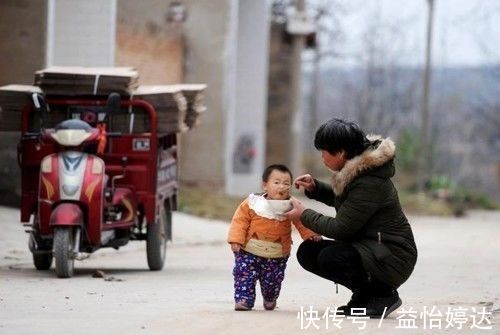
[427,174,499,215]
[395,127,419,173]
[394,128,499,215]
[428,175,456,192]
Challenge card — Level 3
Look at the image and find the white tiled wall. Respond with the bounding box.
[47,0,116,66]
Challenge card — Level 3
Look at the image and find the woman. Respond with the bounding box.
[284,118,417,318]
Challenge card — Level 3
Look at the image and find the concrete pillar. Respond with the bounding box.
[179,0,271,195]
[225,0,271,196]
[178,0,237,189]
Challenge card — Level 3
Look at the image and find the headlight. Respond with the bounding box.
[92,158,104,174]
[41,156,52,173]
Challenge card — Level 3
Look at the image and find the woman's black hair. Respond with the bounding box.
[314,118,369,159]
[262,164,292,182]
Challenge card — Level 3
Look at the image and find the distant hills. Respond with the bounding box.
[303,65,500,200]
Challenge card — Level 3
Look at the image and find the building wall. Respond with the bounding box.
[0,0,272,205]
[116,0,183,84]
[0,0,48,206]
[0,0,47,85]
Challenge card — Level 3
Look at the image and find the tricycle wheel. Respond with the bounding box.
[33,253,53,270]
[53,227,75,278]
[146,203,169,271]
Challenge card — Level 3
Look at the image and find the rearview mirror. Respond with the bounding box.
[31,93,49,129]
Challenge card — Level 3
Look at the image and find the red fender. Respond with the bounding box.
[49,203,84,227]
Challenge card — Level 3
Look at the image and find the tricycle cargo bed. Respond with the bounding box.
[0,84,206,134]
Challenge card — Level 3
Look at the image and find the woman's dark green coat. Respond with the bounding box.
[300,136,418,288]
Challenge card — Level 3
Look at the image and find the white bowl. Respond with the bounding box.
[267,199,293,214]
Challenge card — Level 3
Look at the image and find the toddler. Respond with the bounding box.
[227,164,321,311]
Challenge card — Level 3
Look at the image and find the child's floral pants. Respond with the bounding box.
[233,249,288,308]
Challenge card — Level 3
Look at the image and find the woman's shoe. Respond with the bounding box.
[336,289,369,315]
[263,300,277,310]
[364,290,402,318]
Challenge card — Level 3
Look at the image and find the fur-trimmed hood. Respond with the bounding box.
[331,135,396,195]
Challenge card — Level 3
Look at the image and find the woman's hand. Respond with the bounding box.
[283,197,306,222]
[294,174,316,193]
[230,243,242,253]
[309,235,322,242]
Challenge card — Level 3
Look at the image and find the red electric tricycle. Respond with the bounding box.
[18,93,177,278]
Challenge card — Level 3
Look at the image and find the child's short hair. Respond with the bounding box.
[262,164,292,182]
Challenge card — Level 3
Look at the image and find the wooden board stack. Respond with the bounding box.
[129,85,188,134]
[0,67,207,134]
[0,85,42,132]
[34,66,139,96]
[176,84,207,129]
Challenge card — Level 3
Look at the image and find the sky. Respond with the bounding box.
[313,0,500,67]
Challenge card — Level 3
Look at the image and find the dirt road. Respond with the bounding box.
[0,204,498,335]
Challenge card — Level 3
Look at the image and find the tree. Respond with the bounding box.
[417,0,435,193]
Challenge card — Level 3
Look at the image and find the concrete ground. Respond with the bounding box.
[0,202,499,335]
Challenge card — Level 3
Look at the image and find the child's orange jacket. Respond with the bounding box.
[227,196,317,257]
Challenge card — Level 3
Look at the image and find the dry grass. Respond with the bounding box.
[178,185,460,221]
[178,185,244,221]
[399,191,456,216]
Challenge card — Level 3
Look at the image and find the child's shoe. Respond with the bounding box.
[234,301,252,311]
[263,300,277,311]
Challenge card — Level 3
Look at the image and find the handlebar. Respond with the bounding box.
[22,98,158,140]
[22,129,122,140]
[22,132,41,139]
